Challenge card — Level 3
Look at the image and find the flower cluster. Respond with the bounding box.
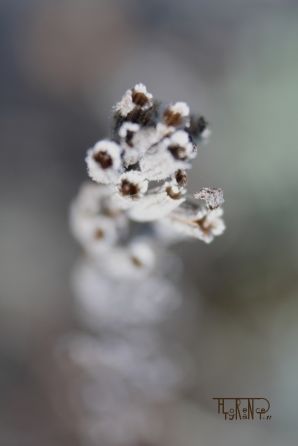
[71,83,225,278]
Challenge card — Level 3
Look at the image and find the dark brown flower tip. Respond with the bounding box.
[197,116,208,133]
[131,255,143,268]
[126,105,157,127]
[164,109,183,127]
[188,115,209,139]
[125,130,135,147]
[94,228,105,240]
[132,89,150,107]
[175,169,187,187]
[166,186,182,200]
[112,112,125,138]
[120,179,139,196]
[168,144,187,160]
[93,150,113,169]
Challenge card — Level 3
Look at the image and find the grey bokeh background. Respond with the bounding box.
[1,0,298,444]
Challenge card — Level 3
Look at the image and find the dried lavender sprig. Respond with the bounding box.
[70,83,225,279]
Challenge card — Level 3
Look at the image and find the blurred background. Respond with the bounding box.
[1,0,298,444]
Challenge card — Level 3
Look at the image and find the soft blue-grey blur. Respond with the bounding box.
[1,1,298,445]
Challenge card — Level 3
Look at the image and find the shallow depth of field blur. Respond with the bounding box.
[1,0,298,445]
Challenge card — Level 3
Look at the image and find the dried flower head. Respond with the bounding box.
[163,205,225,244]
[72,83,225,279]
[117,171,148,199]
[119,122,140,147]
[119,122,141,167]
[167,130,196,161]
[70,182,128,257]
[114,83,153,118]
[163,102,190,127]
[194,187,224,210]
[128,188,185,222]
[86,140,122,184]
[188,115,211,141]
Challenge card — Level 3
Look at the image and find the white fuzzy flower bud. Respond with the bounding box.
[163,180,186,200]
[72,214,118,255]
[114,83,153,117]
[71,82,225,259]
[119,122,140,143]
[129,240,156,271]
[164,206,225,243]
[86,140,122,184]
[118,122,150,167]
[128,123,174,157]
[167,130,197,161]
[117,171,148,199]
[70,182,128,254]
[163,101,190,127]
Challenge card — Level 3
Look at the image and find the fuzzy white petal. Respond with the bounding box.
[119,122,140,139]
[163,207,225,243]
[129,240,156,270]
[70,182,111,216]
[72,214,118,254]
[93,245,156,280]
[128,191,185,222]
[120,123,164,166]
[171,102,189,117]
[140,142,190,181]
[132,123,173,153]
[133,83,152,96]
[167,130,196,160]
[114,89,134,117]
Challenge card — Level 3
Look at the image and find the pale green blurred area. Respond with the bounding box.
[0,0,298,444]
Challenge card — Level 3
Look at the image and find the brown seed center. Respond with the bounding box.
[175,169,187,186]
[168,144,187,160]
[121,179,139,196]
[194,217,213,235]
[131,255,143,268]
[166,186,181,200]
[132,90,149,107]
[93,150,113,169]
[94,228,105,240]
[164,109,183,126]
[125,130,135,147]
